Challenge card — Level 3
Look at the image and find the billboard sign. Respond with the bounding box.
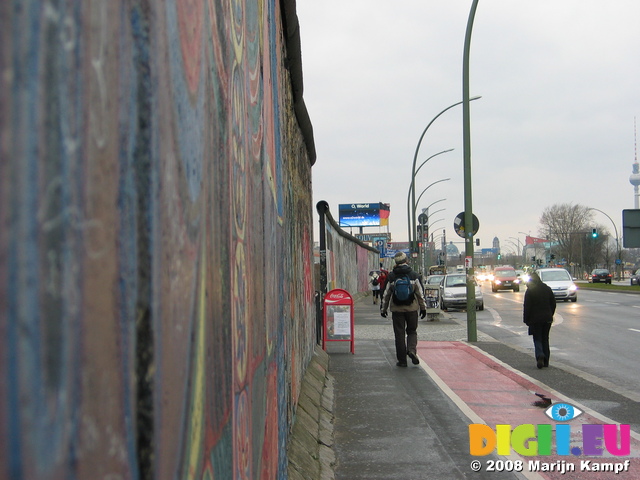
[338,203,381,227]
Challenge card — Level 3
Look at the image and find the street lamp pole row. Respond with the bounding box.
[413,178,450,244]
[408,98,481,253]
[407,150,453,250]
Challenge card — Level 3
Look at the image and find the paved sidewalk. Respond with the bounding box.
[325,296,640,480]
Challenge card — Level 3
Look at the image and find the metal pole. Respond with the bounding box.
[463,0,480,342]
[316,201,329,345]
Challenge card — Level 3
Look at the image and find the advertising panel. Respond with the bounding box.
[338,203,381,227]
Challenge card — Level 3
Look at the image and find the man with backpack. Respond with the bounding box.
[380,252,427,367]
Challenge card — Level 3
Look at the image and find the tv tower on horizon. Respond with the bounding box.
[630,118,640,209]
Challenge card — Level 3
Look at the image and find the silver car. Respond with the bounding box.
[536,268,578,302]
[441,274,484,311]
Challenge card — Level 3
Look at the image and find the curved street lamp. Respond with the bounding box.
[423,198,446,214]
[427,217,445,230]
[508,236,522,259]
[406,149,454,247]
[409,98,480,250]
[419,209,446,245]
[588,207,621,279]
[413,179,451,249]
[427,208,446,218]
[423,218,445,270]
[416,149,454,178]
[505,239,520,259]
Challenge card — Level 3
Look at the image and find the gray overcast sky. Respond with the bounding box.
[298,1,640,254]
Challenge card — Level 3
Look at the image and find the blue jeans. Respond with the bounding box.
[392,310,418,363]
[530,323,552,364]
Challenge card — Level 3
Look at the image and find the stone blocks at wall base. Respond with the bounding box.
[287,346,336,480]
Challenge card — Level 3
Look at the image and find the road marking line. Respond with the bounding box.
[488,306,503,326]
[488,294,522,304]
[486,307,564,329]
[629,328,640,333]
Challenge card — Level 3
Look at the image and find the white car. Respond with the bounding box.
[441,274,484,311]
[536,268,578,302]
[515,270,529,284]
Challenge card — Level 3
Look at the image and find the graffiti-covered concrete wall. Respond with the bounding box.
[0,1,316,479]
[316,202,380,297]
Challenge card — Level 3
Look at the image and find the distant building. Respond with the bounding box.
[445,241,460,257]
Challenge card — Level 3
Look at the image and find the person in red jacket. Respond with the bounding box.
[377,269,388,300]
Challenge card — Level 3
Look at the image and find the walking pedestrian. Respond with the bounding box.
[378,269,389,302]
[370,271,381,304]
[380,252,427,367]
[523,271,556,369]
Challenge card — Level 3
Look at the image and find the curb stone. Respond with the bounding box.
[287,346,336,480]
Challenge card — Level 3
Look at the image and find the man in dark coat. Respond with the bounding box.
[523,271,557,369]
[381,252,426,367]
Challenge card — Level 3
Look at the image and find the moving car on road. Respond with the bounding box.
[589,269,612,284]
[491,266,520,292]
[441,274,484,311]
[536,268,578,302]
[630,269,640,286]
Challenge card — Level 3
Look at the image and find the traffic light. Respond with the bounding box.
[591,228,598,238]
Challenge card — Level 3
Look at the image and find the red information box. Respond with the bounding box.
[322,289,354,354]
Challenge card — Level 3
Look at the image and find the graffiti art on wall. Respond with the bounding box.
[0,0,315,479]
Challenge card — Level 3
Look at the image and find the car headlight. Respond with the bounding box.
[569,284,577,292]
[495,280,502,285]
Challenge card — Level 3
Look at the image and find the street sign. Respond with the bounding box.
[623,209,640,248]
[453,212,479,238]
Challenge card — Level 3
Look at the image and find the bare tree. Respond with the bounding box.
[538,203,609,273]
[539,204,591,261]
